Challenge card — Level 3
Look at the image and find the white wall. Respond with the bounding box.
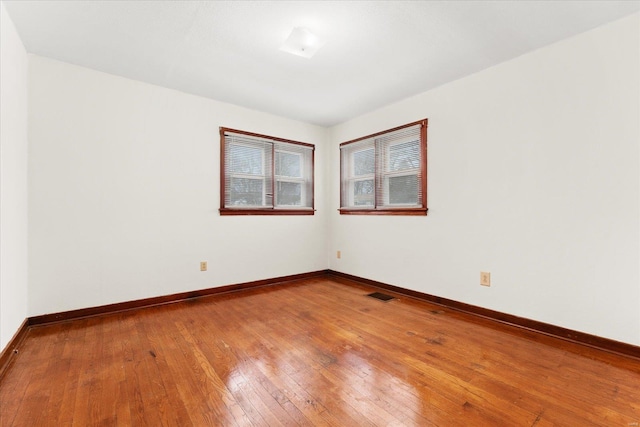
[329,13,640,345]
[28,56,328,316]
[0,2,29,350]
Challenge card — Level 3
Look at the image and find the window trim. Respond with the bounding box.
[220,127,315,216]
[339,119,428,216]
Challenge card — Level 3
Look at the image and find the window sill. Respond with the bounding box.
[220,208,315,216]
[339,207,428,216]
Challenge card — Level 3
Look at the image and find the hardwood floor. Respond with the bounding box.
[1,278,639,426]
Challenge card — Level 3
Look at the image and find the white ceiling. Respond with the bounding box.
[4,1,639,127]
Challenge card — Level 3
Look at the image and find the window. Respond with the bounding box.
[220,128,314,215]
[340,119,427,215]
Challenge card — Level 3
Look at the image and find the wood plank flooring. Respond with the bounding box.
[1,278,639,426]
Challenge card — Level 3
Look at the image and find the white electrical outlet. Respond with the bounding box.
[480,271,491,287]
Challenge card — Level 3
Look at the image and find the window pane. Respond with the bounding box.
[388,175,418,204]
[276,151,301,178]
[389,140,419,172]
[229,177,264,206]
[229,144,263,175]
[353,148,375,176]
[353,179,375,206]
[276,181,302,206]
[339,120,425,214]
[222,129,314,214]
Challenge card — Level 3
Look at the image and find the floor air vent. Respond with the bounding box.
[367,292,395,302]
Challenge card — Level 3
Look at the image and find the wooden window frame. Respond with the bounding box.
[220,127,315,216]
[339,119,428,216]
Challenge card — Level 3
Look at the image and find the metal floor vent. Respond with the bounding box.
[367,292,395,302]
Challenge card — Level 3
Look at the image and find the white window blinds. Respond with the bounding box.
[222,130,314,213]
[340,121,426,213]
[225,135,273,208]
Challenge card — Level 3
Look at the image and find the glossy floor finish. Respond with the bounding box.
[1,278,639,426]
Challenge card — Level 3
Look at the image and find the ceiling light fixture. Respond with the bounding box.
[279,27,325,59]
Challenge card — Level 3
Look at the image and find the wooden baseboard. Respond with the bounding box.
[8,268,639,370]
[327,270,640,360]
[0,319,29,380]
[29,270,329,326]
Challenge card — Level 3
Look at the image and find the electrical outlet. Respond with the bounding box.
[200,261,207,271]
[337,251,341,259]
[480,271,491,287]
